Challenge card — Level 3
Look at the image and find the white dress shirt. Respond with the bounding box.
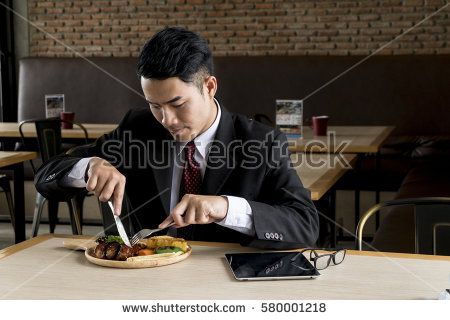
[62,99,254,235]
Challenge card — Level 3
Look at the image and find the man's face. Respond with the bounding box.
[141,76,217,142]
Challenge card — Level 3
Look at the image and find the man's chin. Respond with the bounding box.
[171,130,195,142]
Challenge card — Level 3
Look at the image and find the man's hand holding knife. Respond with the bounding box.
[85,158,228,227]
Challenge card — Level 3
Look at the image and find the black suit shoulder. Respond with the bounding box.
[230,112,282,142]
[119,107,168,137]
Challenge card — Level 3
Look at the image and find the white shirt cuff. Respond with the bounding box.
[215,196,255,236]
[60,157,93,188]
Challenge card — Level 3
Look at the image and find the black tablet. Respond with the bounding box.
[225,251,320,281]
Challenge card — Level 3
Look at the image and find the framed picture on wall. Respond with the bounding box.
[45,94,65,118]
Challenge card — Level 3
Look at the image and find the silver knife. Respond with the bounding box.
[108,200,132,247]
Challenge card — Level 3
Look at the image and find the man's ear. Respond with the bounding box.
[204,76,217,98]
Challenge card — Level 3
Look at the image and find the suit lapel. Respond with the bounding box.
[202,107,240,195]
[152,132,174,216]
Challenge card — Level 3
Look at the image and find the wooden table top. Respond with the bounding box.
[294,153,357,201]
[0,122,117,139]
[288,126,395,154]
[0,151,38,167]
[0,123,394,153]
[0,234,449,299]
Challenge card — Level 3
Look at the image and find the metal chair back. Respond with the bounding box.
[18,117,89,173]
[356,197,450,255]
[415,204,450,255]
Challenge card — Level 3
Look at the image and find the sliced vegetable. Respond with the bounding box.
[138,248,154,256]
[155,246,183,254]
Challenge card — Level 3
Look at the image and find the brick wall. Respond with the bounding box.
[27,0,450,57]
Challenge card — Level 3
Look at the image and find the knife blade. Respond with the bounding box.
[108,200,132,247]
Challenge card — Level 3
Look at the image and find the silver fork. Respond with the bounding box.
[130,221,176,246]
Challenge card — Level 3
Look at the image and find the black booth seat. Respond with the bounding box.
[372,160,450,253]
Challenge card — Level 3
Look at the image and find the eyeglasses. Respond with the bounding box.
[290,248,346,271]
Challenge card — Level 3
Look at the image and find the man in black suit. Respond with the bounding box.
[35,27,319,249]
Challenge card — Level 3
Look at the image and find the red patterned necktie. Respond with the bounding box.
[178,141,202,239]
[179,141,202,198]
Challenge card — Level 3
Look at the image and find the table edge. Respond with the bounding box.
[307,153,357,200]
[1,234,450,262]
[0,151,38,167]
[369,126,396,150]
[288,126,396,153]
[0,123,117,139]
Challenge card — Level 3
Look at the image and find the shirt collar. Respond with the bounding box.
[177,98,222,159]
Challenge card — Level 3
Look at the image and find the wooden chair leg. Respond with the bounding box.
[31,193,46,237]
[48,200,59,233]
[68,199,82,235]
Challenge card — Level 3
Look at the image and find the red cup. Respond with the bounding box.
[60,111,75,129]
[312,116,329,136]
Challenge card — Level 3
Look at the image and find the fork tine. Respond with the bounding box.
[131,234,142,245]
[131,234,141,243]
[130,235,139,245]
[139,230,146,238]
[131,230,146,245]
[130,224,174,246]
[134,230,144,238]
[131,233,139,241]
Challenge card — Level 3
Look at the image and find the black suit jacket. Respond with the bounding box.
[35,106,319,249]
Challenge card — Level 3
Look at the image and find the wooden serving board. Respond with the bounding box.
[63,238,192,269]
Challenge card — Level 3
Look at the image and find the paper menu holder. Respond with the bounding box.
[275,99,303,139]
[45,94,65,118]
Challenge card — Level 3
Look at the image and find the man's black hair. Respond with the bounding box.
[137,27,213,92]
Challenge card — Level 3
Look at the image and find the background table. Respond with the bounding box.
[290,126,395,232]
[0,234,448,299]
[288,126,395,153]
[0,122,117,139]
[1,124,393,148]
[0,151,37,243]
[294,153,357,246]
[294,153,357,201]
